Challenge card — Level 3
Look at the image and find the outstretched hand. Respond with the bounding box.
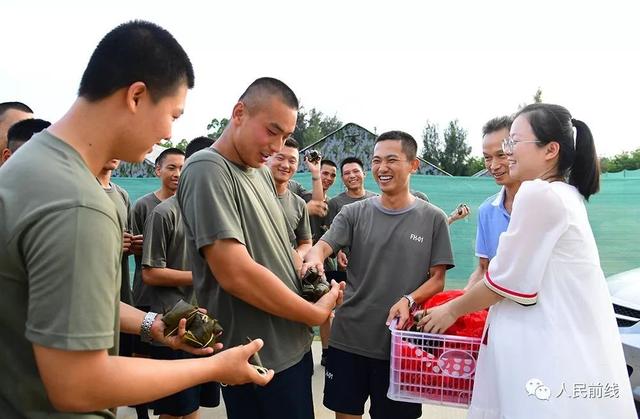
[448,204,470,224]
[210,338,274,386]
[415,302,459,334]
[151,313,218,356]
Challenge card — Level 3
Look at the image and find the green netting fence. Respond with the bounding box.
[601,169,640,179]
[114,174,640,290]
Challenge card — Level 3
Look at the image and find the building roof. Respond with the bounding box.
[300,122,452,176]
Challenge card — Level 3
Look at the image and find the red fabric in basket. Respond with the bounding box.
[421,290,488,338]
[395,290,486,405]
[397,341,440,394]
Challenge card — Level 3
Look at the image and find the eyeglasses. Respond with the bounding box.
[501,136,541,154]
[370,157,409,167]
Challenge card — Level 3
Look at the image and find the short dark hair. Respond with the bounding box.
[0,102,33,120]
[284,137,300,150]
[185,136,213,159]
[238,77,299,114]
[482,115,512,137]
[321,159,337,169]
[516,103,599,200]
[340,157,364,173]
[7,118,50,152]
[374,130,418,160]
[155,147,185,167]
[78,20,194,103]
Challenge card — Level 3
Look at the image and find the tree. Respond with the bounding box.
[294,107,342,147]
[533,87,543,103]
[440,120,471,176]
[207,118,229,140]
[421,121,443,163]
[440,119,471,176]
[421,120,475,176]
[464,156,486,176]
[600,148,640,173]
[160,138,188,152]
[518,87,544,110]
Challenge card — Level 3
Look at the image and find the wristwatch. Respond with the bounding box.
[140,311,158,343]
[403,294,416,310]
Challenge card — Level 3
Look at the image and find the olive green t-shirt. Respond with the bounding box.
[141,196,194,314]
[321,196,454,360]
[104,182,133,305]
[326,190,377,226]
[177,148,312,372]
[296,190,337,271]
[0,131,121,418]
[411,189,430,202]
[277,189,311,247]
[287,179,307,197]
[131,192,162,307]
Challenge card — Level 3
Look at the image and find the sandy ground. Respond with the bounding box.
[116,340,468,419]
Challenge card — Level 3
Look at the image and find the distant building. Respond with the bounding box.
[471,168,492,177]
[298,123,451,176]
[113,144,166,177]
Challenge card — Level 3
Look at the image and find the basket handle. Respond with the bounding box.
[388,318,399,331]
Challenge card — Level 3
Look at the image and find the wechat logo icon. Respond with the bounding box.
[525,378,551,401]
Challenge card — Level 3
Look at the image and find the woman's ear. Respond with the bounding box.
[545,141,560,161]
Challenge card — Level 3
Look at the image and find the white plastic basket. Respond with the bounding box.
[387,321,481,408]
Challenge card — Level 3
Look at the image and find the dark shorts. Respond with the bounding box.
[323,346,421,419]
[148,345,220,416]
[222,350,314,419]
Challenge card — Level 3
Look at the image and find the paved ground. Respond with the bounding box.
[117,341,468,419]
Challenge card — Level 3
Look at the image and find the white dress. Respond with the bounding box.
[468,180,636,419]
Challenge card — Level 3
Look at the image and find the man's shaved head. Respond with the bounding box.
[238,77,299,115]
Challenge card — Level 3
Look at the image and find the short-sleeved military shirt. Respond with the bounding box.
[326,190,377,226]
[278,188,311,247]
[131,192,162,307]
[178,148,312,372]
[141,196,194,314]
[104,182,133,304]
[0,131,121,418]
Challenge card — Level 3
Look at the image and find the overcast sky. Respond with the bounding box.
[2,0,639,157]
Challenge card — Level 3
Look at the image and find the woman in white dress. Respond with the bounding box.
[418,103,636,418]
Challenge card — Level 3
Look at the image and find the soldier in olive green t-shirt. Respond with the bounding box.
[179,148,313,372]
[131,191,162,308]
[141,196,194,314]
[177,78,341,419]
[0,131,122,418]
[267,138,312,256]
[131,149,186,309]
[278,189,312,251]
[0,22,274,419]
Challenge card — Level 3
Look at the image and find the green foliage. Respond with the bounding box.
[533,87,543,103]
[160,138,188,152]
[464,156,486,176]
[294,107,342,147]
[207,118,229,140]
[518,87,544,110]
[441,120,471,176]
[421,121,443,163]
[422,120,473,175]
[600,148,640,173]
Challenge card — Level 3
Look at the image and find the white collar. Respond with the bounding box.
[491,186,506,207]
